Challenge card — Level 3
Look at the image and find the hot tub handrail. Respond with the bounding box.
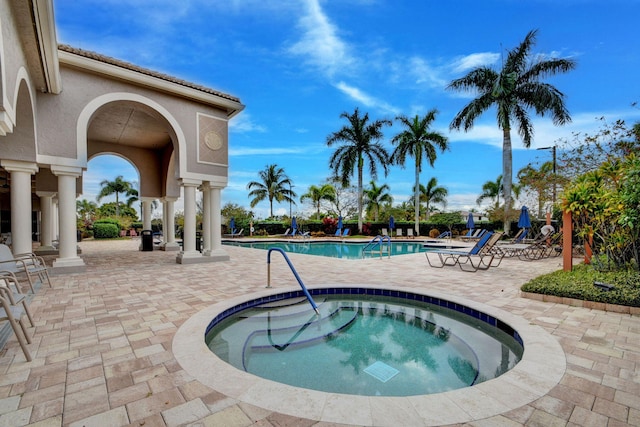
[266,247,319,314]
[362,235,391,258]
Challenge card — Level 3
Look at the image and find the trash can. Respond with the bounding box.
[195,232,202,252]
[141,230,153,251]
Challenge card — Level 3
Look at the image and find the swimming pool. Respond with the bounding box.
[205,291,523,396]
[222,240,429,259]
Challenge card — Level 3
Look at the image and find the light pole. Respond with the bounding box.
[537,145,557,206]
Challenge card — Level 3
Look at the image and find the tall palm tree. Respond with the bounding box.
[363,180,393,221]
[300,183,336,218]
[327,108,392,233]
[247,164,296,218]
[417,177,448,221]
[392,111,449,235]
[448,29,576,233]
[96,175,138,218]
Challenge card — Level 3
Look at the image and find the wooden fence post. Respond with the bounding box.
[563,210,573,271]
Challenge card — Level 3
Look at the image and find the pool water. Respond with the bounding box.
[222,240,429,259]
[206,294,523,396]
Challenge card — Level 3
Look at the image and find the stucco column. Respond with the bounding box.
[177,179,203,263]
[141,198,153,230]
[209,187,228,261]
[51,166,85,272]
[1,160,38,255]
[161,197,179,251]
[201,183,212,256]
[35,191,56,254]
[52,196,59,242]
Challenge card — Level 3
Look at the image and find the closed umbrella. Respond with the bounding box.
[466,212,475,230]
[517,206,531,229]
[389,215,395,235]
[291,216,297,231]
[337,216,343,231]
[230,217,235,232]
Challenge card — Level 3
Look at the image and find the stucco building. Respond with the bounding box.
[0,0,244,271]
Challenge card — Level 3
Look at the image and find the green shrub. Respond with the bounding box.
[94,218,122,228]
[93,223,120,239]
[521,264,640,307]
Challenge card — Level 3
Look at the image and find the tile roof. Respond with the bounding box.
[58,44,240,103]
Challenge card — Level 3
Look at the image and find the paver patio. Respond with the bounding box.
[0,238,638,426]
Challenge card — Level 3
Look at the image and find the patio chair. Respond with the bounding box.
[396,229,403,238]
[436,231,451,239]
[334,229,342,237]
[407,228,415,238]
[460,229,486,242]
[0,244,52,293]
[0,272,34,326]
[0,292,32,361]
[381,228,388,236]
[426,231,503,272]
[342,228,350,237]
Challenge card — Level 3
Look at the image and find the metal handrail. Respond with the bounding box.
[266,248,319,314]
[362,235,392,258]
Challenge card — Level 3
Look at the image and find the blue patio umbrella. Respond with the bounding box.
[291,216,297,230]
[517,206,531,229]
[389,215,395,231]
[229,217,235,232]
[466,212,475,230]
[337,216,343,231]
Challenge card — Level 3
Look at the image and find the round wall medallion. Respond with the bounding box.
[204,131,223,150]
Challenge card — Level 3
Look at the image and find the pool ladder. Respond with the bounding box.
[266,247,320,314]
[362,235,392,259]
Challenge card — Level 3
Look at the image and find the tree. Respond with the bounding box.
[391,111,449,235]
[96,175,139,218]
[448,29,576,233]
[517,161,556,217]
[76,199,98,221]
[417,177,448,221]
[477,175,503,208]
[327,108,392,233]
[363,180,392,221]
[300,183,336,218]
[247,164,296,218]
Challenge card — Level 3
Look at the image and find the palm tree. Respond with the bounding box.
[96,175,138,218]
[392,111,449,235]
[477,175,503,208]
[417,177,448,221]
[247,164,296,218]
[327,108,392,233]
[300,183,336,218]
[448,29,576,233]
[76,199,98,221]
[363,180,393,221]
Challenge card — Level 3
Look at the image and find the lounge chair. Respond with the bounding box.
[0,290,32,361]
[407,228,415,238]
[335,228,342,237]
[230,229,243,238]
[277,228,291,237]
[494,231,559,260]
[396,229,403,238]
[425,232,503,272]
[437,231,451,239]
[342,228,350,237]
[0,244,52,293]
[381,228,388,236]
[460,229,485,241]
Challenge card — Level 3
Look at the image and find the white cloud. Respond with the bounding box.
[229,146,305,156]
[334,81,400,115]
[451,52,500,73]
[287,0,355,78]
[409,57,448,89]
[229,113,267,133]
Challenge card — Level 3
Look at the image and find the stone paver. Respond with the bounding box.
[0,238,637,426]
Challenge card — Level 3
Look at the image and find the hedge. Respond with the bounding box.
[93,223,120,239]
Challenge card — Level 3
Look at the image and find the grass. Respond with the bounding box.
[521,264,640,307]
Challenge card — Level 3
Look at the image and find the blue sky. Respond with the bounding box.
[54,0,640,219]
